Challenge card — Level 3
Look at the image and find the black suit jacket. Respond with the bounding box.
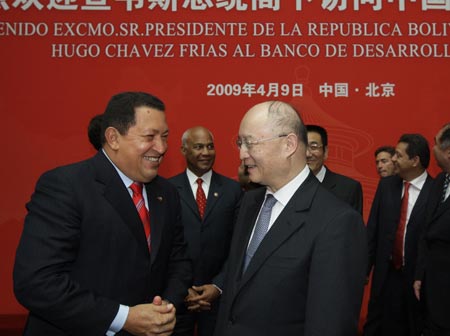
[169,171,242,288]
[367,174,433,299]
[214,172,367,336]
[322,167,363,215]
[416,172,450,328]
[13,152,192,335]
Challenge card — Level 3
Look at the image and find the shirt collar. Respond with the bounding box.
[268,165,310,207]
[315,165,327,183]
[102,149,134,188]
[405,170,428,191]
[186,168,212,188]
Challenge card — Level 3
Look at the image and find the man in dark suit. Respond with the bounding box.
[214,101,367,336]
[13,92,191,336]
[169,126,242,336]
[364,134,433,336]
[305,124,363,214]
[414,123,450,336]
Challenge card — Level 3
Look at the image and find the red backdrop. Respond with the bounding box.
[1,1,448,321]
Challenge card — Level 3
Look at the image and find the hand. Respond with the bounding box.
[413,280,422,301]
[186,284,220,312]
[185,287,201,311]
[123,296,176,336]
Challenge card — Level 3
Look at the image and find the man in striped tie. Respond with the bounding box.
[14,92,192,336]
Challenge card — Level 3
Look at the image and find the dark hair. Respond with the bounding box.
[398,133,430,169]
[101,92,165,145]
[374,145,395,157]
[306,124,328,147]
[439,123,450,149]
[87,114,103,150]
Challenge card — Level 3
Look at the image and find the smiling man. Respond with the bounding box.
[305,124,363,214]
[169,126,242,336]
[365,133,433,336]
[14,92,191,336]
[214,101,367,336]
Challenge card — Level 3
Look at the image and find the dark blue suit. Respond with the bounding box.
[14,152,192,335]
[364,174,433,336]
[322,167,364,215]
[169,171,242,336]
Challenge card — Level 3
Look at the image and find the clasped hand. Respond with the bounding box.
[184,284,220,312]
[123,296,176,336]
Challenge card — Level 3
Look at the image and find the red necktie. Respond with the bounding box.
[130,182,151,250]
[392,181,410,269]
[196,178,207,219]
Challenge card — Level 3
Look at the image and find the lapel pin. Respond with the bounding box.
[156,196,163,202]
[214,192,219,197]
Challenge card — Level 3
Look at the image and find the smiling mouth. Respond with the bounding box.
[144,156,162,163]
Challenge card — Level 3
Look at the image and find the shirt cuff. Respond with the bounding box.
[106,304,129,335]
[212,284,223,295]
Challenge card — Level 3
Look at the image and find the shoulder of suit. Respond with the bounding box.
[213,172,241,187]
[327,169,361,187]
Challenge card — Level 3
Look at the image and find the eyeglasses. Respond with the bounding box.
[307,143,323,151]
[236,134,287,151]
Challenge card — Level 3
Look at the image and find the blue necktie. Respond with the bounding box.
[243,194,277,272]
[442,173,450,203]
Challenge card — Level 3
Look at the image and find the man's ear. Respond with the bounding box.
[180,145,187,156]
[323,145,329,161]
[104,127,120,150]
[411,155,420,167]
[285,133,298,157]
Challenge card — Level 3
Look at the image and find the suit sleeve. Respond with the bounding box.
[305,208,367,336]
[212,186,243,289]
[13,170,118,335]
[366,181,382,277]
[352,181,364,215]
[162,186,193,307]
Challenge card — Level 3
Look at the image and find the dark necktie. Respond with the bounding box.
[196,178,207,219]
[441,173,450,203]
[392,181,410,269]
[130,182,151,250]
[243,194,277,273]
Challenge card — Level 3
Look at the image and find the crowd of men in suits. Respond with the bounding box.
[12,92,450,336]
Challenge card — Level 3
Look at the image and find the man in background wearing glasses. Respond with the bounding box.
[306,124,364,215]
[214,101,367,336]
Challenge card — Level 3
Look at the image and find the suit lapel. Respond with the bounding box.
[322,168,337,191]
[92,152,149,256]
[430,173,450,221]
[174,173,200,219]
[236,173,317,292]
[145,178,165,264]
[408,175,433,229]
[203,172,222,223]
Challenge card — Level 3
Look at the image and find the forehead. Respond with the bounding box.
[239,109,269,136]
[395,142,408,154]
[376,151,392,159]
[307,131,322,143]
[188,129,213,143]
[133,106,167,129]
